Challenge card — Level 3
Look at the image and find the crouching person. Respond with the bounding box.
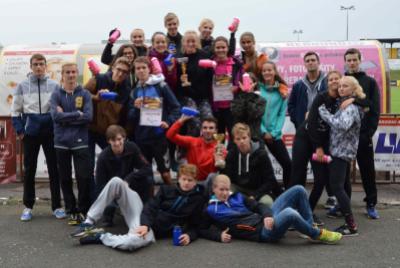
[199,175,342,244]
[71,164,206,250]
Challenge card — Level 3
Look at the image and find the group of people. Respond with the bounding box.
[11,12,380,252]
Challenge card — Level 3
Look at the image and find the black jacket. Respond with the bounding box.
[345,71,380,138]
[95,141,153,202]
[231,92,266,140]
[222,140,282,200]
[306,91,371,149]
[199,192,272,242]
[176,49,213,102]
[140,183,207,241]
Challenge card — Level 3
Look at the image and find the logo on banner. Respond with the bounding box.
[375,133,400,154]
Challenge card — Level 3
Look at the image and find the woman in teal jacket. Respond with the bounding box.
[259,61,292,189]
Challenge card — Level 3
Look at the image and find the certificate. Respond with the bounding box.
[213,74,233,102]
[139,97,163,126]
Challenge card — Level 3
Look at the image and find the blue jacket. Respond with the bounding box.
[50,85,93,149]
[11,74,58,136]
[288,72,327,129]
[259,82,287,140]
[199,192,272,242]
[129,80,180,144]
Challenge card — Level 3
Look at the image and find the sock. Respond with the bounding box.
[84,217,94,225]
[344,214,357,229]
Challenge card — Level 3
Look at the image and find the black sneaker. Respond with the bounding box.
[68,213,85,226]
[324,197,337,209]
[335,224,359,237]
[313,214,325,226]
[79,232,103,245]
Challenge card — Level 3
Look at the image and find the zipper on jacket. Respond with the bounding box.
[38,78,42,114]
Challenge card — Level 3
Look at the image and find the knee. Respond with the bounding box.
[281,207,299,221]
[109,177,124,187]
[292,185,307,196]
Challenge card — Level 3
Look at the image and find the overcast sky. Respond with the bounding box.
[1,0,399,46]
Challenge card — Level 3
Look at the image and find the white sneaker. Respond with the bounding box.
[53,208,67,219]
[20,208,32,221]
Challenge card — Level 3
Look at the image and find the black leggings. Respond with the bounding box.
[329,157,353,216]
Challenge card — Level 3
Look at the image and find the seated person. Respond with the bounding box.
[199,175,342,244]
[95,125,153,226]
[222,123,282,205]
[71,164,207,251]
[166,115,224,183]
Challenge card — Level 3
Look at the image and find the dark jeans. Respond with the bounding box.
[23,134,61,211]
[56,148,91,215]
[214,108,233,136]
[357,135,377,207]
[329,157,352,216]
[88,131,108,200]
[289,126,333,210]
[265,139,292,189]
[138,139,169,173]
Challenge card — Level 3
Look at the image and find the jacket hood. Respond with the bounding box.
[238,140,261,175]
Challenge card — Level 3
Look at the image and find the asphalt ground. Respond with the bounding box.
[0,183,399,268]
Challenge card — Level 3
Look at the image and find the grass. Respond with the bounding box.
[390,87,400,113]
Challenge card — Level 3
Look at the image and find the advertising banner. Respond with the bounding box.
[0,117,16,184]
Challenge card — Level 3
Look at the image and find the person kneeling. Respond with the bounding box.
[199,175,342,244]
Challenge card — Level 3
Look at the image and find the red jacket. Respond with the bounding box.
[166,121,217,181]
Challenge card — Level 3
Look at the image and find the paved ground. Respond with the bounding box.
[0,183,399,268]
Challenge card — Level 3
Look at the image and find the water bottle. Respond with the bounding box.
[312,153,332,163]
[173,226,182,246]
[109,29,121,44]
[151,57,163,74]
[181,107,200,116]
[87,58,101,75]
[164,53,174,66]
[228,18,240,32]
[198,59,217,69]
[242,73,252,92]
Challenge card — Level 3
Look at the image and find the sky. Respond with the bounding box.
[0,0,399,46]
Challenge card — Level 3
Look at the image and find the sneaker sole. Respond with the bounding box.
[71,228,104,238]
[326,214,341,219]
[341,232,359,237]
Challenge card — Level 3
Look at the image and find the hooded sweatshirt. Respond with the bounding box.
[259,82,288,140]
[11,74,58,136]
[50,85,93,150]
[222,140,282,199]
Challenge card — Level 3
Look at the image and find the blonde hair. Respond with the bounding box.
[60,62,78,83]
[164,12,179,26]
[341,76,366,99]
[182,30,202,53]
[199,18,214,29]
[213,174,231,187]
[231,122,251,139]
[178,164,198,179]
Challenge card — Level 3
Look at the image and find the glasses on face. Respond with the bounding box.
[31,62,46,67]
[123,51,134,56]
[114,67,129,75]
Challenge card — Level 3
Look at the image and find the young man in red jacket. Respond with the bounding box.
[166,115,224,183]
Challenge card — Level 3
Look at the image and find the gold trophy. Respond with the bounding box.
[213,133,226,169]
[177,57,191,87]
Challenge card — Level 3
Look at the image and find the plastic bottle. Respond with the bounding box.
[242,73,252,92]
[198,59,217,69]
[109,29,121,44]
[164,53,174,66]
[312,153,332,163]
[87,58,101,75]
[151,57,163,74]
[173,226,182,246]
[228,18,240,32]
[181,107,200,116]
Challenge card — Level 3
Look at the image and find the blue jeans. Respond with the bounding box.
[260,185,320,241]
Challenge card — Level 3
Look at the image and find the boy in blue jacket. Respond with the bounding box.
[50,62,93,224]
[199,174,342,244]
[129,56,180,185]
